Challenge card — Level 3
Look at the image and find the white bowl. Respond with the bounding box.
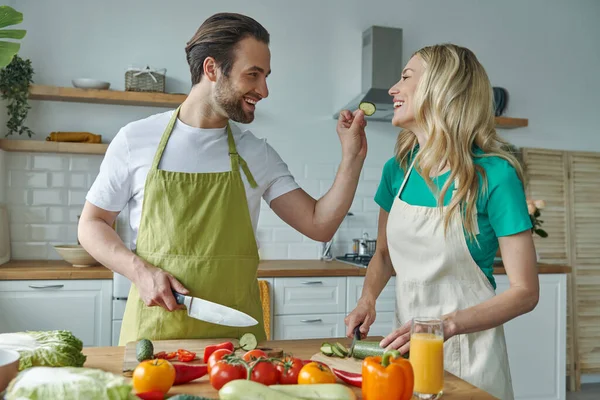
[72,78,110,90]
[0,349,20,393]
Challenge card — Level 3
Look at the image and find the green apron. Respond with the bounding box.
[119,106,266,345]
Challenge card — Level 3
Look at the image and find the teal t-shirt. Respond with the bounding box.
[374,149,532,289]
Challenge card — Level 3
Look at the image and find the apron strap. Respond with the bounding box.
[150,106,181,172]
[226,124,258,189]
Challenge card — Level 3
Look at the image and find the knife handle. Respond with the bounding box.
[353,323,362,340]
[172,290,185,305]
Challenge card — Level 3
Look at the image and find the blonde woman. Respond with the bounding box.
[344,44,539,400]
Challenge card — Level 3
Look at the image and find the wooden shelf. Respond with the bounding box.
[495,116,528,129]
[28,84,187,108]
[0,139,108,155]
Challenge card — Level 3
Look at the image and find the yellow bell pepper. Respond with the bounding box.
[362,350,414,400]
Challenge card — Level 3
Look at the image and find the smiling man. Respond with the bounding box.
[78,13,367,344]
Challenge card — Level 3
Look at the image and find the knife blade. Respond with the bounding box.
[172,290,258,327]
[349,323,362,358]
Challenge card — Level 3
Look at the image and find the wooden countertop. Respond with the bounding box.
[82,338,497,399]
[0,259,572,281]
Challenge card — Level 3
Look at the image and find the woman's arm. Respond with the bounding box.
[344,208,395,338]
[442,229,539,337]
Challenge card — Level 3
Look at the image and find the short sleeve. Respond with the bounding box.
[85,129,132,212]
[262,141,300,204]
[374,157,399,212]
[487,163,533,237]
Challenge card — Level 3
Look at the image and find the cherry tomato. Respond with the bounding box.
[132,359,176,395]
[276,356,304,385]
[250,360,279,386]
[207,348,233,372]
[242,349,267,363]
[297,361,336,385]
[209,360,246,390]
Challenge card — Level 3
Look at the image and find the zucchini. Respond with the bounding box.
[270,383,357,400]
[330,344,345,358]
[219,379,302,400]
[334,342,349,357]
[239,332,257,350]
[359,101,376,116]
[351,340,409,360]
[320,343,334,356]
[169,395,216,400]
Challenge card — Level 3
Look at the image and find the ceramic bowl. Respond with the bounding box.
[71,78,110,90]
[53,244,99,267]
[0,349,20,393]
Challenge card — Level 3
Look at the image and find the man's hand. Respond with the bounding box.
[134,262,190,312]
[337,109,367,161]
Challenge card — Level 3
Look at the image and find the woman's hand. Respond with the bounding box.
[344,298,377,339]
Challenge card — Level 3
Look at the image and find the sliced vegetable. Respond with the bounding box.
[203,341,235,363]
[239,332,257,350]
[332,368,362,388]
[136,339,154,362]
[362,350,414,400]
[320,343,334,357]
[330,344,345,358]
[359,101,376,116]
[173,363,208,385]
[219,379,303,400]
[298,361,336,385]
[154,351,177,360]
[334,342,349,357]
[177,349,196,362]
[136,391,164,400]
[270,383,357,399]
[132,359,175,395]
[0,330,86,371]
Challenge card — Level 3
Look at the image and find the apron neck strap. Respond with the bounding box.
[226,122,258,189]
[151,106,181,172]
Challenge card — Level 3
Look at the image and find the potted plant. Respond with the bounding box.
[0,6,34,137]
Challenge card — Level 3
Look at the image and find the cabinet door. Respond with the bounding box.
[273,277,346,315]
[273,314,346,340]
[368,311,395,337]
[346,276,396,313]
[495,274,566,400]
[0,279,112,347]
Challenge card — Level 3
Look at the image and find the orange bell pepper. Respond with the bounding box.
[362,350,414,400]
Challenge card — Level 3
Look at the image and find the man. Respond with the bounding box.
[78,12,367,345]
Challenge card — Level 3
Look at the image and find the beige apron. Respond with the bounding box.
[119,106,266,345]
[387,157,514,400]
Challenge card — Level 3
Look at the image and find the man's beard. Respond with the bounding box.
[214,77,254,124]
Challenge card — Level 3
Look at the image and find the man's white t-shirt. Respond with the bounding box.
[86,110,299,249]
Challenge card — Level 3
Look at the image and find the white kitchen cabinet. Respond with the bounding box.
[274,314,346,340]
[0,279,113,347]
[495,274,567,400]
[274,277,347,315]
[346,276,396,313]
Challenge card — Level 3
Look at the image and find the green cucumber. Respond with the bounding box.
[351,340,409,360]
[320,343,334,356]
[334,342,349,357]
[330,344,345,358]
[239,332,257,350]
[169,395,216,400]
[219,379,303,400]
[270,383,357,400]
[135,338,154,362]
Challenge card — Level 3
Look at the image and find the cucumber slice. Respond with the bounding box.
[239,332,258,350]
[320,343,334,356]
[334,342,349,357]
[331,344,345,358]
[359,101,376,116]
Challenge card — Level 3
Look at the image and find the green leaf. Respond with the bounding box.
[0,40,20,69]
[534,228,548,238]
[0,6,23,29]
[534,209,541,218]
[0,29,26,39]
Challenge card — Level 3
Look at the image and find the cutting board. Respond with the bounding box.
[123,338,283,376]
[310,352,363,374]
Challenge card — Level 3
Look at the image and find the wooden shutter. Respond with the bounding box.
[569,152,600,375]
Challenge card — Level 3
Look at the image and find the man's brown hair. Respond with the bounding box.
[185,13,270,85]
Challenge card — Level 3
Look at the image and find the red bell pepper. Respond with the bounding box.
[173,363,209,385]
[177,348,196,362]
[203,341,235,363]
[332,368,362,388]
[154,351,176,360]
[135,391,164,400]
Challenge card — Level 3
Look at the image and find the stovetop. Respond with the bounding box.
[335,253,372,267]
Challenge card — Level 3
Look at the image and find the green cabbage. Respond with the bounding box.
[0,330,86,370]
[5,367,137,400]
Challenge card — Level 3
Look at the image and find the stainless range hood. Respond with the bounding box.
[333,26,403,122]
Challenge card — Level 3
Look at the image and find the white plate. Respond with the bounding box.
[72,78,110,90]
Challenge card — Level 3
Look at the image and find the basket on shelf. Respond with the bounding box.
[125,66,166,92]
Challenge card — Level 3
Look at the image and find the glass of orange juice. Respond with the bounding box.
[409,317,444,399]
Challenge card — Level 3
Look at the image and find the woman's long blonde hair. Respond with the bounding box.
[395,43,525,242]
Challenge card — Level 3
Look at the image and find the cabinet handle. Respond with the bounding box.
[301,281,323,285]
[29,284,64,289]
[300,319,322,323]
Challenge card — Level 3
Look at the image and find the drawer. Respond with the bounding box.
[274,277,346,315]
[273,314,346,340]
[346,276,396,312]
[366,311,395,338]
[0,279,109,292]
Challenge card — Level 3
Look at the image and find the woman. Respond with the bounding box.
[344,44,539,400]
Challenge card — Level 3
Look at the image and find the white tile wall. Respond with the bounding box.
[3,152,382,261]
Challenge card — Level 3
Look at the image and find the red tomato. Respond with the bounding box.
[242,349,267,363]
[276,356,304,385]
[250,360,279,386]
[207,348,233,373]
[209,360,246,390]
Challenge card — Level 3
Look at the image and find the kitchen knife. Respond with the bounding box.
[172,290,258,327]
[348,323,362,358]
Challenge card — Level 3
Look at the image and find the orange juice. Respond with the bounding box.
[410,332,444,395]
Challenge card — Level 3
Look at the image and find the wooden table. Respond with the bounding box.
[83,338,497,399]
